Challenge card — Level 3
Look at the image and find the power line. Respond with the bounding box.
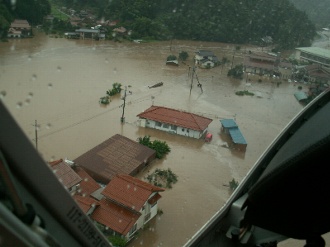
[37,92,160,140]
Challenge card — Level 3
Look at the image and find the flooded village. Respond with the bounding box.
[1,24,330,246]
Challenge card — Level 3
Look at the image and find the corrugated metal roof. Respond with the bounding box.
[296,47,330,60]
[220,119,247,145]
[220,119,238,128]
[137,105,213,131]
[294,91,308,101]
[229,128,247,145]
[73,134,156,184]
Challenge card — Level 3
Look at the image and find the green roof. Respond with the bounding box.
[296,47,330,60]
[294,91,308,101]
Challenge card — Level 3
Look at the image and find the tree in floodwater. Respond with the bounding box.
[179,51,189,61]
[146,168,178,189]
[137,135,171,159]
[227,64,244,79]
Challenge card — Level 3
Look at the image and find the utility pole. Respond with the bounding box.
[34,120,38,151]
[190,66,195,95]
[190,66,203,95]
[120,86,127,123]
[120,86,132,123]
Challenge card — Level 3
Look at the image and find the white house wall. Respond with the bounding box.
[126,192,161,240]
[145,120,204,139]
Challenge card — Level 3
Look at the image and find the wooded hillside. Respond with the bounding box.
[0,0,318,51]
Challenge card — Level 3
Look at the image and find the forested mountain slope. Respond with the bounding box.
[289,0,330,28]
[100,0,316,49]
[1,0,317,51]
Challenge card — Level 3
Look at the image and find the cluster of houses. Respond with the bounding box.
[48,105,246,244]
[242,47,330,103]
[193,45,330,104]
[49,133,163,243]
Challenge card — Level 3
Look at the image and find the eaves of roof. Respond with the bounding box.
[102,174,164,212]
[49,159,82,189]
[296,47,330,60]
[92,198,140,235]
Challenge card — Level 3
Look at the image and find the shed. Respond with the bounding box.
[220,119,247,152]
[294,91,308,103]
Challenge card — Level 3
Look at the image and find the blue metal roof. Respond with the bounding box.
[219,119,238,128]
[220,119,247,145]
[294,91,308,101]
[229,128,247,145]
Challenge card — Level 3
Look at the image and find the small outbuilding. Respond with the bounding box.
[220,119,247,152]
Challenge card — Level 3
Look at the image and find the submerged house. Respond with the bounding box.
[49,159,164,242]
[220,119,247,152]
[93,174,165,240]
[7,19,32,38]
[73,134,156,184]
[137,105,213,139]
[194,50,219,68]
[243,52,278,76]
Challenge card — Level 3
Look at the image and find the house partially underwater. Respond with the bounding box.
[137,105,213,139]
[220,119,247,152]
[73,134,156,184]
[49,159,164,242]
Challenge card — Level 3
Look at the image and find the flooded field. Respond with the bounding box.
[0,30,312,246]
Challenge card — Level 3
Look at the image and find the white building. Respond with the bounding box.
[137,105,213,139]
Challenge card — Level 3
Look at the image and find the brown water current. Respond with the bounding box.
[0,30,313,246]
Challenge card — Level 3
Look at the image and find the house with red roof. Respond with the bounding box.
[137,105,213,139]
[49,159,164,242]
[94,174,165,240]
[49,158,83,195]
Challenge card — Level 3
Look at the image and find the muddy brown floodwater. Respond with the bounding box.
[1,30,323,247]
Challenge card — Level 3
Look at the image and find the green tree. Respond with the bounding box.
[108,236,127,247]
[138,135,171,159]
[106,82,122,97]
[229,178,239,190]
[227,64,244,79]
[179,51,189,61]
[146,168,178,188]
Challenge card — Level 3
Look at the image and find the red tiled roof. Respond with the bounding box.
[73,194,100,214]
[49,159,82,189]
[148,193,162,205]
[102,174,164,212]
[73,134,156,184]
[73,166,101,196]
[137,105,213,131]
[92,198,140,235]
